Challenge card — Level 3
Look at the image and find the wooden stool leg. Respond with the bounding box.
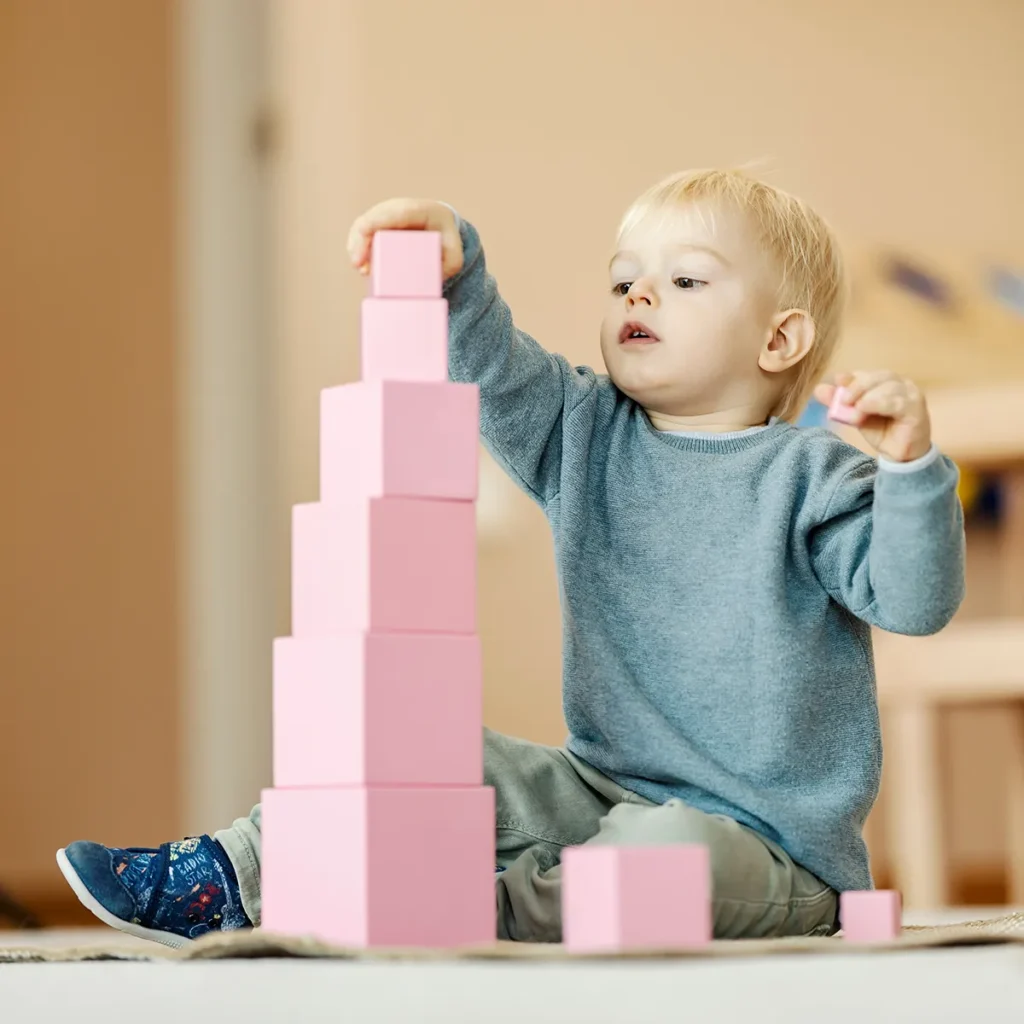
[999,471,1024,905]
[883,702,949,909]
[1007,703,1024,906]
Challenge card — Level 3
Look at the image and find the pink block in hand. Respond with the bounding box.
[361,298,448,382]
[562,845,712,952]
[828,387,862,425]
[320,380,479,502]
[292,497,476,636]
[273,632,483,787]
[370,231,443,298]
[840,890,902,942]
[261,784,495,948]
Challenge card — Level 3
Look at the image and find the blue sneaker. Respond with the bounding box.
[57,836,250,948]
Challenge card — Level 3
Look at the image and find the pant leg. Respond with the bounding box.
[213,730,607,935]
[211,729,601,936]
[591,798,839,939]
[214,805,262,925]
[215,732,838,941]
[493,738,838,941]
[486,729,616,942]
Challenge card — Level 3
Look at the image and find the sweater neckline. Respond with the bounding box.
[638,406,794,454]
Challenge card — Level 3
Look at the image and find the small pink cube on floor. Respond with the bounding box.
[840,890,902,942]
[370,230,443,298]
[828,386,863,425]
[320,380,479,502]
[562,845,712,952]
[261,784,495,948]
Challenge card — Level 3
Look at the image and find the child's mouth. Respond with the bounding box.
[619,321,660,345]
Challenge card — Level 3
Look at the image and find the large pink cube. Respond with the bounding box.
[361,298,448,383]
[291,497,476,636]
[261,784,495,948]
[839,890,902,942]
[562,845,712,952]
[273,632,483,787]
[370,231,443,298]
[320,380,479,503]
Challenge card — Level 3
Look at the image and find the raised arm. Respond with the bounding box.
[349,198,595,506]
[445,213,600,505]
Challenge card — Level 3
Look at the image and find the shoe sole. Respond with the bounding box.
[55,848,194,950]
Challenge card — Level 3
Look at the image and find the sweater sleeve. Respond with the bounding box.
[443,215,596,506]
[808,453,966,635]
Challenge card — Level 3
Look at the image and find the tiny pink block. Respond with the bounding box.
[261,784,495,948]
[562,844,712,952]
[370,230,443,299]
[361,298,448,383]
[828,386,862,425]
[272,632,483,787]
[840,890,902,942]
[291,497,476,636]
[320,380,479,503]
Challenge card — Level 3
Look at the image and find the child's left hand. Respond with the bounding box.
[814,371,932,463]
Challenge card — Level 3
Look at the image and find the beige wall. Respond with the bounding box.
[2,0,1021,912]
[0,1,179,897]
[271,0,1024,885]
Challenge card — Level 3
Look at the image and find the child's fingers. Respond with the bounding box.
[840,369,897,404]
[346,199,461,278]
[855,380,910,419]
[346,198,432,268]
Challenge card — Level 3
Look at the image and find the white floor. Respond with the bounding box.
[2,911,1022,1024]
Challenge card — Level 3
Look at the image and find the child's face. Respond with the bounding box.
[600,201,783,418]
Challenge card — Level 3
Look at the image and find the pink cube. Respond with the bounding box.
[320,380,479,503]
[562,845,712,952]
[291,497,476,636]
[273,632,483,787]
[828,386,863,425]
[261,784,495,948]
[361,298,448,383]
[370,231,443,298]
[839,890,902,942]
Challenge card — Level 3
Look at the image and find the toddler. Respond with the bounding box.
[58,170,965,947]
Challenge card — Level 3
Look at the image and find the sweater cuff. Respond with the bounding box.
[877,443,941,474]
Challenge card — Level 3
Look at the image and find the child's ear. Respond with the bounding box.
[758,309,815,374]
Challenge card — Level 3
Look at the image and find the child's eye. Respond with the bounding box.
[612,282,632,296]
[674,277,704,290]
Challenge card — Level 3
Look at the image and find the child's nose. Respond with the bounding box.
[627,279,658,307]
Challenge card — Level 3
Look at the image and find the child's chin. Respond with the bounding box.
[611,376,670,408]
[609,363,674,397]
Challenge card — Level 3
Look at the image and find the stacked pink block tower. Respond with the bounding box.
[260,231,496,948]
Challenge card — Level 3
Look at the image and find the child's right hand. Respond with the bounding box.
[347,199,463,281]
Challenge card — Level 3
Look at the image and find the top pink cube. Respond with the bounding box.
[371,231,443,298]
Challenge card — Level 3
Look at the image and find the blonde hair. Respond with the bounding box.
[619,169,846,422]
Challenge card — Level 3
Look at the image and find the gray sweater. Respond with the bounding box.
[444,218,965,893]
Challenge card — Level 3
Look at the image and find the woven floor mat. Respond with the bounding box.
[3,911,1024,964]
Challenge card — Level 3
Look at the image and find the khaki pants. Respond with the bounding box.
[217,728,839,941]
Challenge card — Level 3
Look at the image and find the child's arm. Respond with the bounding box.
[809,373,966,635]
[445,212,597,505]
[349,199,593,506]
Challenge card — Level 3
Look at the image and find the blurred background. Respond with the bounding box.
[2,0,1023,926]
